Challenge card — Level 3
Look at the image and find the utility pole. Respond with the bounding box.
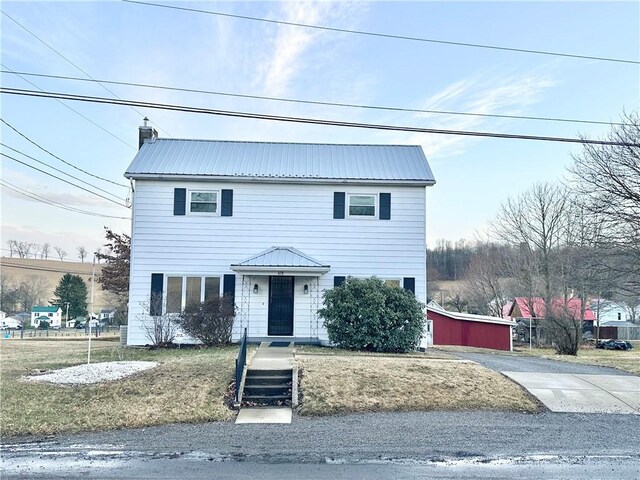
[88,254,96,365]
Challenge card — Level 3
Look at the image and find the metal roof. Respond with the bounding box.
[231,247,331,273]
[32,306,59,313]
[427,302,516,326]
[125,138,435,185]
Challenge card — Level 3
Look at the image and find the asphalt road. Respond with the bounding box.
[3,411,640,479]
[451,351,634,375]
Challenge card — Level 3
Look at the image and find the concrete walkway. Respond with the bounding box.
[235,342,294,425]
[503,371,640,414]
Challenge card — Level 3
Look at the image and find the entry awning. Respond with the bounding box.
[230,246,330,276]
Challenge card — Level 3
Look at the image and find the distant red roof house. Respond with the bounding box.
[505,297,595,321]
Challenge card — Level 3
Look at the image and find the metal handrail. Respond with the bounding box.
[235,328,247,404]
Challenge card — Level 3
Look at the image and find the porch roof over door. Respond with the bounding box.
[230,246,330,276]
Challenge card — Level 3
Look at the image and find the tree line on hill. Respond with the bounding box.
[5,240,104,263]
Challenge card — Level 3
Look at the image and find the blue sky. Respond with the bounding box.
[1,1,638,258]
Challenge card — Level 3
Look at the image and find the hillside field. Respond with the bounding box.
[0,257,111,313]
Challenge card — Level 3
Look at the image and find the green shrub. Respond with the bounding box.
[318,277,425,353]
[176,295,235,346]
[37,320,50,330]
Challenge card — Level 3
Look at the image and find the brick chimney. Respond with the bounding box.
[138,117,158,148]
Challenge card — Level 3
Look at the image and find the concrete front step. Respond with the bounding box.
[244,385,291,396]
[246,368,292,377]
[244,375,292,386]
[241,394,291,407]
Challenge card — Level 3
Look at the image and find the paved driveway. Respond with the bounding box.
[452,352,639,415]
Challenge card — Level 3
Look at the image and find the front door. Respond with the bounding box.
[268,276,294,336]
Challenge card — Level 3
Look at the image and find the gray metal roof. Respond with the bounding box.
[231,247,329,269]
[125,138,435,185]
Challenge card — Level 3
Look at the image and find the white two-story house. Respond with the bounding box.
[124,122,436,345]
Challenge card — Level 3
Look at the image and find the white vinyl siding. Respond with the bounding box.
[127,181,427,345]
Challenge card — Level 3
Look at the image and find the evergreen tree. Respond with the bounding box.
[52,274,88,318]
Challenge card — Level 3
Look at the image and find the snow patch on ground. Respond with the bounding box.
[24,361,158,385]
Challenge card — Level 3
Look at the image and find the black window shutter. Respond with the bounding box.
[333,192,346,219]
[221,189,233,216]
[150,273,164,316]
[223,274,236,303]
[334,276,346,287]
[174,188,186,215]
[403,277,416,294]
[379,193,391,220]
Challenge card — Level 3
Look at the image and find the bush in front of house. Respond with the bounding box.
[37,320,50,330]
[319,277,425,353]
[176,295,236,346]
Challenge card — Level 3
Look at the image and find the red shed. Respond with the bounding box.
[427,302,515,351]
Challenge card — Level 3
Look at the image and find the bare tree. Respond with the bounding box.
[77,246,88,263]
[14,241,33,258]
[493,183,587,353]
[95,248,103,263]
[138,293,176,346]
[54,246,67,261]
[0,272,20,314]
[32,244,42,260]
[569,110,640,283]
[41,242,51,259]
[17,275,50,312]
[464,242,514,317]
[7,240,16,257]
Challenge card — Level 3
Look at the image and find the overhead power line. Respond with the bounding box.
[1,151,129,208]
[0,261,98,275]
[1,63,136,150]
[1,11,172,137]
[1,142,128,202]
[122,0,640,66]
[2,87,638,147]
[0,70,627,128]
[0,179,131,220]
[1,118,129,188]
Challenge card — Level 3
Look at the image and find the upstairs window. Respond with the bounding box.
[189,191,218,214]
[348,194,376,217]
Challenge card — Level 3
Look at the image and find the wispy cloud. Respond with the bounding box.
[407,72,557,159]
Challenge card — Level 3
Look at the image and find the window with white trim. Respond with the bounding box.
[166,275,222,313]
[348,194,376,217]
[384,279,401,288]
[188,190,219,214]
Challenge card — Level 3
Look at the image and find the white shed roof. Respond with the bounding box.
[427,303,516,326]
[125,138,435,185]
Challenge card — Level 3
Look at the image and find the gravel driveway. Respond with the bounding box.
[451,351,634,376]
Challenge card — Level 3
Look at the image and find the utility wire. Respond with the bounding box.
[2,87,638,147]
[2,63,136,150]
[1,118,130,188]
[0,261,98,275]
[1,152,129,208]
[122,0,640,66]
[1,11,172,137]
[0,70,627,128]
[0,179,131,220]
[1,143,128,202]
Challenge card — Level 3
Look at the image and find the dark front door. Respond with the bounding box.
[268,276,294,336]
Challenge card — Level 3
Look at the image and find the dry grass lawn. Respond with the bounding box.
[520,347,640,375]
[295,344,453,359]
[1,339,238,438]
[297,354,540,416]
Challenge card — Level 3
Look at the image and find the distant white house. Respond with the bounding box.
[123,122,436,345]
[590,299,629,325]
[0,311,6,321]
[31,306,62,329]
[1,315,22,330]
[99,308,116,322]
